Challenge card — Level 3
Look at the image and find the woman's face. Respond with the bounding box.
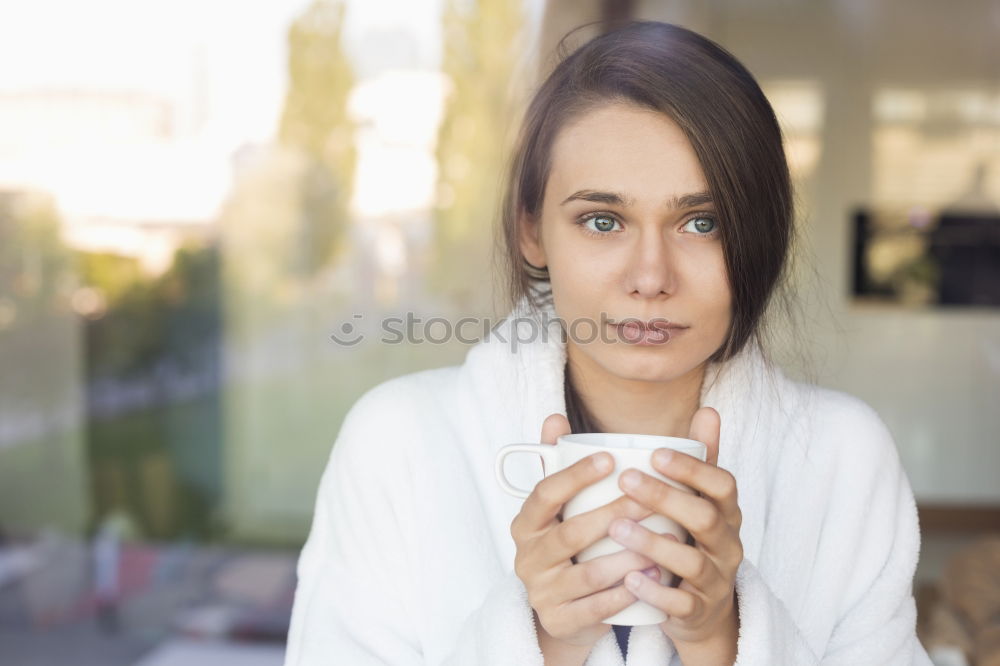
[519,101,732,383]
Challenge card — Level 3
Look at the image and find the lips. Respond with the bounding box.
[610,319,688,332]
[609,319,688,345]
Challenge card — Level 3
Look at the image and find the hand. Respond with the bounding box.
[607,407,743,649]
[510,414,664,651]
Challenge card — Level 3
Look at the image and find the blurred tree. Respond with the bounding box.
[431,0,525,311]
[77,243,222,380]
[80,241,224,541]
[0,190,73,327]
[77,251,165,378]
[160,242,222,372]
[0,189,89,535]
[277,0,357,276]
[0,191,77,403]
[218,0,358,543]
[218,144,308,337]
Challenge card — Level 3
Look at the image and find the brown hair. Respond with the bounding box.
[497,20,800,379]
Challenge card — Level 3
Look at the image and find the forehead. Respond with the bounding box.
[547,102,708,205]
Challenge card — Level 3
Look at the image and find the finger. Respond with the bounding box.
[540,412,570,514]
[539,413,572,519]
[541,583,638,638]
[550,548,658,605]
[649,449,741,528]
[533,491,656,568]
[540,413,572,447]
[517,451,612,534]
[617,470,739,559]
[623,572,702,621]
[512,413,576,534]
[608,521,730,598]
[689,407,720,467]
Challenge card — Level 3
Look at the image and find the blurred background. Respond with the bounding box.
[0,0,997,664]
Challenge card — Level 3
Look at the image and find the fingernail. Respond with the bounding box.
[612,519,632,539]
[593,453,611,472]
[654,449,673,466]
[642,566,659,579]
[621,470,641,489]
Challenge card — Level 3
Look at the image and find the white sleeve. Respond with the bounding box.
[283,384,549,666]
[732,404,934,666]
[440,568,549,664]
[283,384,423,665]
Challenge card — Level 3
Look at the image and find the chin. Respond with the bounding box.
[600,347,695,383]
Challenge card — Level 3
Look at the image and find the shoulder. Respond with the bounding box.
[337,364,463,442]
[786,385,922,615]
[812,385,893,444]
[318,364,463,496]
[781,377,900,467]
[779,379,910,513]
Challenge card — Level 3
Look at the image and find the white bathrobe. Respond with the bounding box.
[284,296,933,665]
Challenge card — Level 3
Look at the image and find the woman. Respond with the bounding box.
[285,21,932,665]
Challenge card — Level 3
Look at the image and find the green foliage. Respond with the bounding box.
[0,191,79,409]
[78,242,222,380]
[217,146,304,329]
[277,0,357,275]
[161,243,222,370]
[431,0,525,309]
[87,394,223,541]
[77,251,161,377]
[0,191,73,326]
[77,242,224,540]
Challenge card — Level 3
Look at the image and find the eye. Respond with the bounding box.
[576,213,623,237]
[681,215,720,237]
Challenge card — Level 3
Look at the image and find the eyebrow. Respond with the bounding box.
[559,189,714,210]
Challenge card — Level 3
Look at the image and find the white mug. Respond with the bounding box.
[495,432,707,626]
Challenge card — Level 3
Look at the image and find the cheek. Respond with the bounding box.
[545,235,611,289]
[549,264,601,311]
[691,265,733,331]
[688,253,729,299]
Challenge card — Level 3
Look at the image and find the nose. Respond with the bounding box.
[624,227,676,299]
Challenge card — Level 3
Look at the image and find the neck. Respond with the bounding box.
[565,343,707,437]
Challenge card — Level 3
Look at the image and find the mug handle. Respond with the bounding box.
[495,444,560,499]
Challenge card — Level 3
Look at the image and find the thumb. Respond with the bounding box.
[689,406,721,467]
[539,413,572,518]
[540,413,572,446]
